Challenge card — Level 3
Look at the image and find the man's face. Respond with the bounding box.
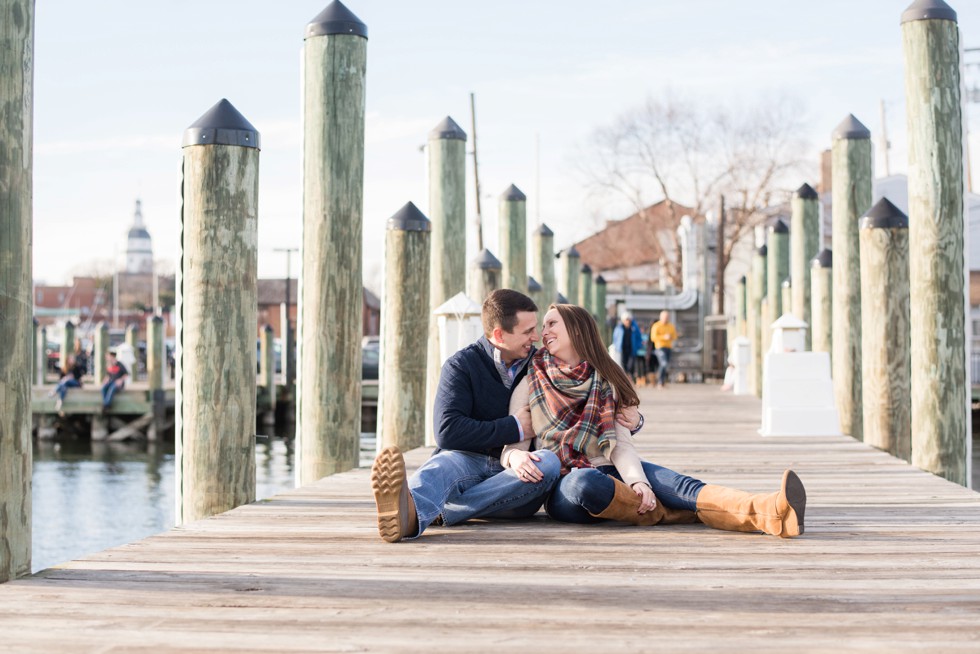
[490,310,539,363]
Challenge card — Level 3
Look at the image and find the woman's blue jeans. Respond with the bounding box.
[54,377,81,400]
[406,449,561,539]
[546,461,705,524]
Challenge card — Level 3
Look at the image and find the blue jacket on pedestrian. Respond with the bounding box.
[432,336,533,458]
[612,321,642,356]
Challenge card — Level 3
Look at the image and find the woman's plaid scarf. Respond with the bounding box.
[527,349,618,474]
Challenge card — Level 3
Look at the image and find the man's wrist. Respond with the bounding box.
[513,415,525,442]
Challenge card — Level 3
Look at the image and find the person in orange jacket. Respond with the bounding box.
[649,310,678,387]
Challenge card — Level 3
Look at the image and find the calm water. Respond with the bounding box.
[31,435,296,573]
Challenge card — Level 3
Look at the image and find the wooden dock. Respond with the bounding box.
[3,384,979,651]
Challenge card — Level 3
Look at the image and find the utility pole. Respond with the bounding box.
[470,92,484,251]
[716,194,726,315]
[274,247,299,386]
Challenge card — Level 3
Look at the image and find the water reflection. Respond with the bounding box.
[31,433,296,573]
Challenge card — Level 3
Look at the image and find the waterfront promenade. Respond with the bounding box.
[2,384,979,652]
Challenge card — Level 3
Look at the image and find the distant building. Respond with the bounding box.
[123,199,153,274]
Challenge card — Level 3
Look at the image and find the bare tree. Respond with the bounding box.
[577,94,808,290]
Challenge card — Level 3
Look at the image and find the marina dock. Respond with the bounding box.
[2,384,979,651]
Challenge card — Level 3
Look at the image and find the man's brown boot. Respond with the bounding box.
[695,469,806,538]
[590,478,699,526]
[371,446,418,543]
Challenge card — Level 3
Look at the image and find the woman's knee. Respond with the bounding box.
[560,468,613,505]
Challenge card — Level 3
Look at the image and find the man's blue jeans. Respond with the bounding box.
[407,449,561,539]
[656,347,672,385]
[546,461,705,524]
[101,380,123,407]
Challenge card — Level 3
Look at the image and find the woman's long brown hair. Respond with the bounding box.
[551,304,639,407]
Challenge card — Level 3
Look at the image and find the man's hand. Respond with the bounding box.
[508,449,545,483]
[616,405,641,431]
[515,405,534,439]
[632,482,657,513]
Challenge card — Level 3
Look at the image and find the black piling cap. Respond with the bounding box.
[595,275,607,285]
[527,276,542,292]
[501,184,526,202]
[556,292,569,303]
[811,248,833,269]
[901,0,957,24]
[566,245,580,258]
[580,263,592,274]
[833,114,871,140]
[429,116,467,142]
[473,248,502,270]
[757,244,768,257]
[739,275,747,285]
[306,1,368,39]
[770,219,789,234]
[536,223,554,237]
[782,277,792,288]
[182,99,260,149]
[795,183,818,200]
[387,202,431,232]
[860,198,909,229]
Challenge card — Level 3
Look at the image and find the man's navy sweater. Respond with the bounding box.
[432,336,534,458]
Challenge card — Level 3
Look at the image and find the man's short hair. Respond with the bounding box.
[482,289,538,336]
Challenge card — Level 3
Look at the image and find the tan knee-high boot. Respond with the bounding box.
[695,470,806,538]
[590,478,699,526]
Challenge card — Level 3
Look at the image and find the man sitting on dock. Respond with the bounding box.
[371,289,562,542]
[101,349,129,414]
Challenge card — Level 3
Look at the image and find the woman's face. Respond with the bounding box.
[541,308,580,364]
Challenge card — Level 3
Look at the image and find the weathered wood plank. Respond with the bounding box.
[1,385,979,651]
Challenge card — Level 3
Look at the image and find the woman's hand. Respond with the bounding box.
[632,482,657,513]
[507,449,545,483]
[616,405,641,431]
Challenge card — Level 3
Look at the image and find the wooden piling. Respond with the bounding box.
[560,246,580,304]
[147,315,166,440]
[859,199,911,461]
[468,249,502,302]
[578,264,593,312]
[94,321,109,385]
[735,276,747,338]
[60,320,76,372]
[298,2,367,482]
[831,113,872,441]
[594,275,608,344]
[33,321,44,386]
[177,98,259,524]
[425,116,466,448]
[781,278,792,321]
[0,0,34,582]
[499,184,527,291]
[380,203,431,451]
[902,0,968,484]
[760,296,771,363]
[527,276,543,310]
[749,245,767,397]
[810,249,833,356]
[260,324,277,426]
[791,183,820,347]
[532,223,556,305]
[767,220,789,320]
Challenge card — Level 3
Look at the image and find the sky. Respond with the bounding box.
[30,0,980,290]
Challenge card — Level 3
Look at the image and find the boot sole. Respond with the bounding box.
[371,447,408,543]
[781,470,806,538]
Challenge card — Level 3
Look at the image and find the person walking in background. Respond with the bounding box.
[650,310,678,387]
[612,311,642,381]
[101,349,129,413]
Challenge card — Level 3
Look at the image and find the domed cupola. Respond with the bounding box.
[125,199,153,274]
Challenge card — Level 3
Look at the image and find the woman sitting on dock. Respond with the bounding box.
[504,303,807,537]
[51,351,87,415]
